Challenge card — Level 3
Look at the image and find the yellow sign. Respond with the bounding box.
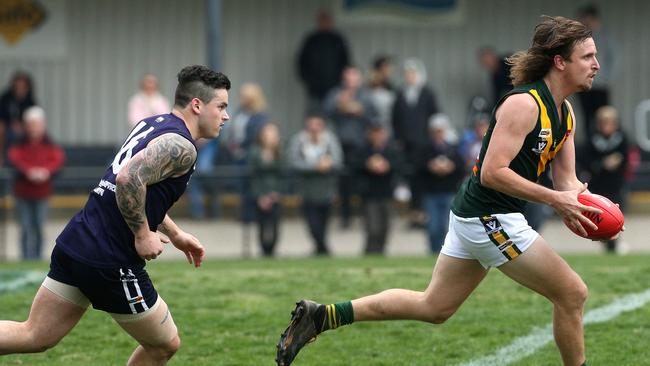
[0,0,46,45]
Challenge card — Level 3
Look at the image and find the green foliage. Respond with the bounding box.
[1,255,649,365]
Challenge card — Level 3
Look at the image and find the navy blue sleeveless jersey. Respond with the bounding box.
[56,114,196,268]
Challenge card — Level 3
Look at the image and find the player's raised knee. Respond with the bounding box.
[159,334,181,359]
[141,333,181,361]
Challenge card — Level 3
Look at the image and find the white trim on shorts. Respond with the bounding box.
[43,276,161,322]
[441,211,540,268]
[110,296,161,322]
[42,276,91,308]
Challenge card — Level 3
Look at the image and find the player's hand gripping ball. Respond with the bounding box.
[565,193,624,240]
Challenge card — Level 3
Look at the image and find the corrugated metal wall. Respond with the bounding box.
[0,0,648,145]
[0,0,207,145]
[221,0,649,144]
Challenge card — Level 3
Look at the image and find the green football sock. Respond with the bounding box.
[581,362,587,366]
[313,301,354,333]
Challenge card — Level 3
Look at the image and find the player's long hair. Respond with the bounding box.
[507,16,592,86]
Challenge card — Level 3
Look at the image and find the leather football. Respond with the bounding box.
[564,193,624,240]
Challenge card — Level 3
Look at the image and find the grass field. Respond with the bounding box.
[1,255,650,365]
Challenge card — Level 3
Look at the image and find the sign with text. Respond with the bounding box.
[0,0,67,59]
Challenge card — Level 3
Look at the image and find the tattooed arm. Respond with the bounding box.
[116,133,196,260]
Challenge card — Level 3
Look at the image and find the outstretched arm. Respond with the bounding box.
[116,133,196,260]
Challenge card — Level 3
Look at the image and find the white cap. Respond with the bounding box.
[23,105,46,122]
[429,113,451,131]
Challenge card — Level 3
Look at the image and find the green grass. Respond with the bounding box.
[2,255,650,365]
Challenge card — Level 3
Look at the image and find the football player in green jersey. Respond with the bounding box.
[277,16,617,366]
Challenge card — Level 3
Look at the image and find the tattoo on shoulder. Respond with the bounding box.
[115,134,196,232]
[136,134,196,183]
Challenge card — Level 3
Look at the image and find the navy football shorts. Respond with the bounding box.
[47,245,158,315]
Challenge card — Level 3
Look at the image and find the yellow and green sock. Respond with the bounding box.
[313,301,354,333]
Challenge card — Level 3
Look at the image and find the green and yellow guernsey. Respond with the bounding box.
[451,79,573,218]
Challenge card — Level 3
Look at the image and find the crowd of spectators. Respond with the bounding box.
[1,5,639,259]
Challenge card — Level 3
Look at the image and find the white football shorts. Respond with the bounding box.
[441,211,540,268]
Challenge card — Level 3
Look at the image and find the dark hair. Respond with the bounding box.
[373,55,391,70]
[174,65,231,107]
[4,70,35,103]
[506,16,592,86]
[305,111,326,122]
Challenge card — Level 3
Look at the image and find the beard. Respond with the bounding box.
[577,78,594,92]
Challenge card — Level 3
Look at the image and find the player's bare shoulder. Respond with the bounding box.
[495,93,539,133]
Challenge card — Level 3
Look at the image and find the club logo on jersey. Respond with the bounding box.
[481,216,501,234]
[532,128,551,154]
[532,140,548,154]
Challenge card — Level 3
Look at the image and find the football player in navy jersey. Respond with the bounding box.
[0,65,230,365]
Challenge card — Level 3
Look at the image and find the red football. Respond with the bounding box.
[564,193,624,240]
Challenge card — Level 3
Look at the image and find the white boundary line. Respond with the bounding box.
[0,271,45,294]
[458,288,650,366]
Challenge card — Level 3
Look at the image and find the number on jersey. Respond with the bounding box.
[111,121,154,174]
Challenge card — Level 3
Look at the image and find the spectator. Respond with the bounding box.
[581,106,628,253]
[577,4,617,139]
[478,47,513,109]
[352,124,402,255]
[459,112,490,171]
[187,138,221,219]
[479,47,512,109]
[288,113,343,255]
[249,122,285,257]
[0,71,36,165]
[222,82,270,223]
[367,55,396,136]
[127,73,170,127]
[323,65,378,228]
[391,58,439,228]
[416,114,465,253]
[8,106,65,260]
[297,9,350,112]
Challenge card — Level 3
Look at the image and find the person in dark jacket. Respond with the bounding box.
[391,58,439,228]
[323,65,378,229]
[353,124,403,255]
[8,106,65,260]
[581,105,628,253]
[249,122,285,257]
[416,114,465,253]
[478,47,513,109]
[0,71,36,165]
[297,9,350,112]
